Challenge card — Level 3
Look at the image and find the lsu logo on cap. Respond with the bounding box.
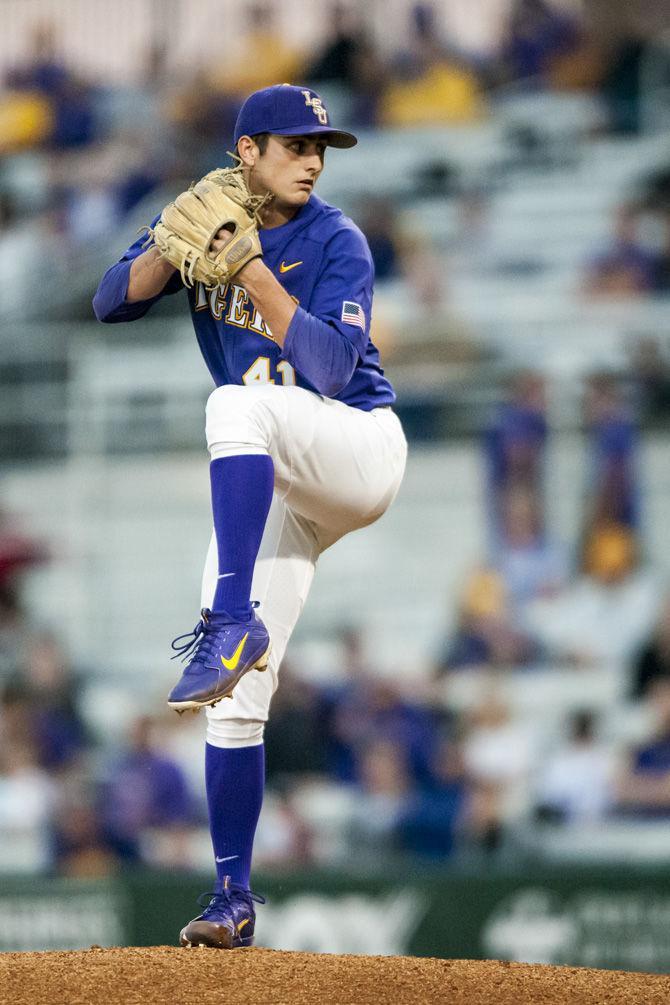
[301,89,328,125]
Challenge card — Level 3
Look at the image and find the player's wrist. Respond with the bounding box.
[236,256,265,282]
[141,246,176,279]
[127,247,177,301]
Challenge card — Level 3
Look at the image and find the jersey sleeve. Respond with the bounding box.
[280,223,374,396]
[310,223,374,359]
[92,215,183,323]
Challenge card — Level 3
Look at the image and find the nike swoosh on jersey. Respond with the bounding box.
[279,260,303,273]
[220,632,249,671]
[215,854,239,863]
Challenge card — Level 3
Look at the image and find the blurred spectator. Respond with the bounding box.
[319,627,440,784]
[6,22,96,150]
[382,4,485,126]
[636,169,670,283]
[347,35,388,127]
[631,597,670,700]
[484,371,548,549]
[337,624,368,677]
[61,175,123,246]
[583,207,663,298]
[169,70,241,171]
[45,135,171,248]
[348,739,412,855]
[461,691,536,830]
[101,715,195,862]
[304,3,365,88]
[6,22,68,95]
[467,777,505,853]
[392,2,447,79]
[0,504,48,585]
[0,198,64,312]
[209,3,302,97]
[526,522,660,669]
[627,336,670,425]
[157,707,206,814]
[599,26,651,135]
[252,789,312,868]
[640,163,670,217]
[395,737,468,859]
[0,679,33,749]
[48,78,96,150]
[582,373,640,534]
[448,188,494,272]
[52,795,120,877]
[398,230,445,311]
[21,632,89,770]
[264,664,326,781]
[617,679,670,816]
[501,0,582,84]
[534,710,615,822]
[358,197,402,282]
[114,148,165,217]
[0,739,55,872]
[436,568,538,672]
[493,486,567,609]
[0,91,52,154]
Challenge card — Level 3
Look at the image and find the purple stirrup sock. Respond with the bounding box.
[206,742,265,890]
[210,454,274,619]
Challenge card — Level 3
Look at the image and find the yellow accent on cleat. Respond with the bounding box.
[220,633,249,671]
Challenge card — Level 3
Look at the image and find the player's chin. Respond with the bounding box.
[290,188,312,205]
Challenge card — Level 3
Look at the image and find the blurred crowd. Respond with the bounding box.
[583,166,670,299]
[2,0,670,878]
[1,0,669,276]
[3,354,670,876]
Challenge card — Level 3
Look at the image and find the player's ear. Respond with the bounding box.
[237,136,258,168]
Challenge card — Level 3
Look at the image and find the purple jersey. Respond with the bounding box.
[93,193,395,411]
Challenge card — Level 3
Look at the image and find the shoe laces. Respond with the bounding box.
[197,880,266,920]
[170,604,261,667]
[170,609,220,668]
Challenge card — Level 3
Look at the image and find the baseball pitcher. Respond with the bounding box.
[93,84,407,948]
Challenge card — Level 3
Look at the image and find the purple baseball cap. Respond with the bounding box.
[234,84,357,149]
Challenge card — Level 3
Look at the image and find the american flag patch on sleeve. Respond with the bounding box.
[341,301,366,331]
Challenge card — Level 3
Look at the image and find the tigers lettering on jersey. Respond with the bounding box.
[194,281,274,340]
[105,193,397,410]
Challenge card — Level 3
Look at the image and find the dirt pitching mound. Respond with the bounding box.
[2,946,670,1004]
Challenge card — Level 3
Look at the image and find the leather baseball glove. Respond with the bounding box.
[148,166,269,289]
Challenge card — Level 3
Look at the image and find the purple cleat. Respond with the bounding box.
[167,606,270,712]
[180,877,265,949]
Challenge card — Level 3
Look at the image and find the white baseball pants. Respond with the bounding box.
[200,383,407,748]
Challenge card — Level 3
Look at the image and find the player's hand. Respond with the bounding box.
[149,166,266,288]
[208,225,235,256]
[210,225,265,281]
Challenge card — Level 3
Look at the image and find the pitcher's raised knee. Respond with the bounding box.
[205,383,287,453]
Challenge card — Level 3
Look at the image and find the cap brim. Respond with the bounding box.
[269,124,358,149]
